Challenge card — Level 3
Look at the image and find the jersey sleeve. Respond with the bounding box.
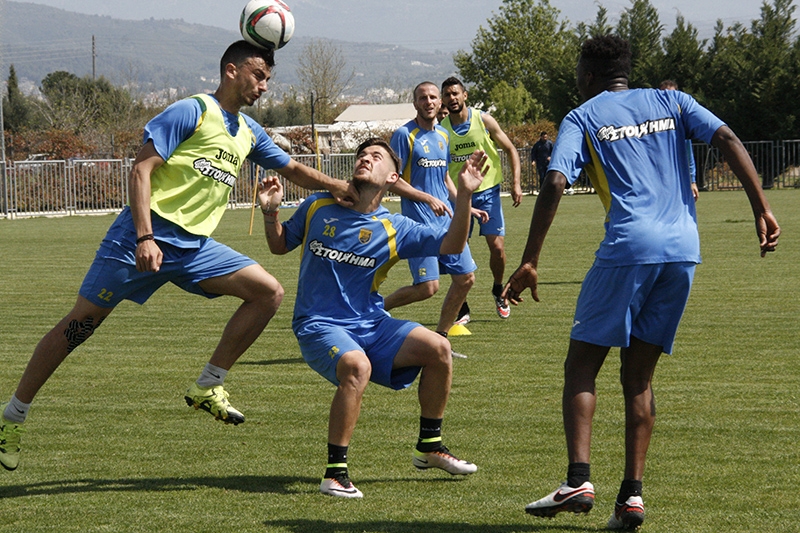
[674,91,726,144]
[391,214,446,258]
[547,110,593,185]
[282,195,316,252]
[143,99,203,161]
[390,127,411,170]
[242,113,292,170]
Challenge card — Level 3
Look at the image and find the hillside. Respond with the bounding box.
[0,1,458,99]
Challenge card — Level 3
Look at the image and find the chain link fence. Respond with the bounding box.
[2,142,798,219]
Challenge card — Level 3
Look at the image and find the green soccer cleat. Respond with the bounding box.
[184,383,245,425]
[0,407,24,471]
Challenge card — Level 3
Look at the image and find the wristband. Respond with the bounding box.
[136,233,155,244]
[261,208,279,217]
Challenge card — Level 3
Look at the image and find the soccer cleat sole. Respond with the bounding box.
[184,396,245,425]
[525,495,594,518]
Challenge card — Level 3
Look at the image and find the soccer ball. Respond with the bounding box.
[239,0,295,50]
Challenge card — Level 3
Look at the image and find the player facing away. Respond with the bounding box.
[382,82,480,345]
[504,35,779,530]
[260,138,485,498]
[0,41,359,472]
[440,76,523,322]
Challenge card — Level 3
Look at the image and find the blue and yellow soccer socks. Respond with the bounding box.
[416,417,443,453]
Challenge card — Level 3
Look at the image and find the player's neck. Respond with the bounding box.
[414,116,436,131]
[213,88,242,114]
[448,107,469,126]
[352,181,386,213]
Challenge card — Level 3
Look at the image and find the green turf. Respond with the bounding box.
[0,190,797,532]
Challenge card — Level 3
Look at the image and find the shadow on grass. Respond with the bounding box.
[0,474,318,498]
[263,518,599,533]
[238,357,305,366]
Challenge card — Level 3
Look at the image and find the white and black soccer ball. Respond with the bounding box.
[239,0,295,50]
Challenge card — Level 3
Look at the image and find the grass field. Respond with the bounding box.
[0,190,797,532]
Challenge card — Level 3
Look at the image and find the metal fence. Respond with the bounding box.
[2,141,798,219]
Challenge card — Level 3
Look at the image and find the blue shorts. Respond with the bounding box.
[571,262,696,354]
[79,210,256,308]
[408,241,477,284]
[294,315,422,390]
[470,185,505,237]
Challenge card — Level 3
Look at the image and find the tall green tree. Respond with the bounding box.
[453,0,574,122]
[616,0,664,87]
[3,65,31,133]
[659,15,707,95]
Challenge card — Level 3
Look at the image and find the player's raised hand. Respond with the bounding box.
[258,175,283,212]
[457,150,489,192]
[502,262,540,305]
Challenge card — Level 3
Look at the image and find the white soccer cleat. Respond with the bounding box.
[525,481,595,517]
[607,495,645,530]
[412,446,477,475]
[320,473,363,498]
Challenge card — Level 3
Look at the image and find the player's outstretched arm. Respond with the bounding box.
[389,179,452,217]
[276,159,358,207]
[711,126,780,257]
[258,175,289,255]
[503,170,567,304]
[440,150,488,255]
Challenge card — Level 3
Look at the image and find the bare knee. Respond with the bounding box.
[417,280,439,300]
[336,353,372,392]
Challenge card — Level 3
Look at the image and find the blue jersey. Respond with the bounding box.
[390,120,451,229]
[283,193,446,328]
[549,88,724,266]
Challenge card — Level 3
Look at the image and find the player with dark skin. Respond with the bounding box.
[503,34,780,530]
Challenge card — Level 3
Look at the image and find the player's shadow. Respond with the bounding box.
[0,475,318,498]
[264,519,597,533]
[238,357,305,366]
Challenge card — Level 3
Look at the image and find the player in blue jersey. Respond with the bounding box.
[0,41,360,472]
[260,138,485,498]
[382,82,481,347]
[504,35,780,529]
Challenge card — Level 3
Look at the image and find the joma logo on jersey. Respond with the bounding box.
[596,118,676,142]
[454,141,476,151]
[214,148,240,166]
[308,239,376,268]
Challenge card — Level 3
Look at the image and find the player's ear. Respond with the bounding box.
[386,171,399,185]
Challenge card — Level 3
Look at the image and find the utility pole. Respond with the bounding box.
[92,35,96,80]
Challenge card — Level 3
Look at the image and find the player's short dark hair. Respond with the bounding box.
[413,81,438,100]
[355,138,401,173]
[659,79,679,90]
[220,40,275,77]
[441,76,466,92]
[540,131,548,136]
[580,34,631,80]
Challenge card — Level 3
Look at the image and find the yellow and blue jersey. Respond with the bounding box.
[550,88,724,267]
[283,193,446,328]
[390,120,451,230]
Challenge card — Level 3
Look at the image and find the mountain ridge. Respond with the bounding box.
[0,1,458,100]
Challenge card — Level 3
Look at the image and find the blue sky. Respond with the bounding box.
[12,0,776,52]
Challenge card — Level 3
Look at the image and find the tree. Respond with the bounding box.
[3,65,32,133]
[296,39,355,124]
[453,0,574,122]
[616,0,665,88]
[488,81,537,125]
[659,15,707,95]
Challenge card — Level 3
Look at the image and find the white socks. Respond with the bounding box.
[196,363,228,388]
